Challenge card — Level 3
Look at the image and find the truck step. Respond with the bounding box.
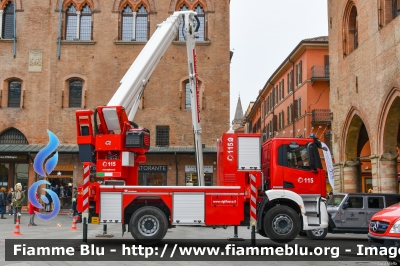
[303,201,317,203]
[305,212,319,216]
[308,224,320,226]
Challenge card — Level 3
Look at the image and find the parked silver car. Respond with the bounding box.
[305,193,400,239]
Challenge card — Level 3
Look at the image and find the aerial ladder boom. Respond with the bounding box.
[96,11,204,185]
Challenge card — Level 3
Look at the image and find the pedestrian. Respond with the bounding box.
[0,187,7,219]
[72,187,78,216]
[28,194,39,226]
[7,187,14,215]
[45,191,53,212]
[12,183,25,224]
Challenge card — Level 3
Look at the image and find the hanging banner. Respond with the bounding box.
[321,142,334,191]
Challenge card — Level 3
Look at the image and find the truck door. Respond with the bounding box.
[278,144,321,194]
[366,196,384,225]
[341,196,367,228]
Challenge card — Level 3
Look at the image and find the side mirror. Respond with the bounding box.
[342,202,348,209]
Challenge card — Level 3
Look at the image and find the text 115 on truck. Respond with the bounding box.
[75,10,330,244]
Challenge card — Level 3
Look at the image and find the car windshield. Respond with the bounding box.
[327,194,345,207]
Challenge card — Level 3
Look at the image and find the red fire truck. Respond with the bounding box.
[75,11,329,244]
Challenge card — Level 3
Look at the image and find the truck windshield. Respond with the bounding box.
[286,145,309,168]
[327,194,345,207]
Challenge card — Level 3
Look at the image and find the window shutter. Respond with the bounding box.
[282,110,285,128]
[299,60,302,83]
[287,73,290,94]
[273,115,277,133]
[294,99,298,119]
[295,64,298,85]
[272,90,275,107]
[281,79,284,99]
[298,97,302,117]
[291,70,294,91]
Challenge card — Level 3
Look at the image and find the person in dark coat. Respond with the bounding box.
[7,188,14,215]
[0,187,7,219]
[45,191,53,212]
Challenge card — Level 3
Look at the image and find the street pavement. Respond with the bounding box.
[0,212,390,266]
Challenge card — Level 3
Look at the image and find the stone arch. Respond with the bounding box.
[377,84,400,154]
[112,0,156,13]
[340,106,371,161]
[168,0,214,13]
[63,0,95,11]
[0,127,28,144]
[339,106,371,192]
[0,0,23,11]
[374,84,400,193]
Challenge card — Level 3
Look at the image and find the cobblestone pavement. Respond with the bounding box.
[0,213,387,266]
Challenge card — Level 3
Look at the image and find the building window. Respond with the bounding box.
[156,126,169,146]
[8,80,21,108]
[279,79,284,100]
[1,1,14,39]
[296,61,302,86]
[287,70,294,93]
[194,5,205,41]
[65,4,92,40]
[294,97,302,119]
[379,0,400,26]
[287,104,293,124]
[279,110,284,129]
[178,3,206,41]
[121,4,148,41]
[185,81,191,109]
[69,80,82,108]
[343,2,358,55]
[0,128,28,144]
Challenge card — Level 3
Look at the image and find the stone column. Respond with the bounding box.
[76,11,81,40]
[343,160,359,192]
[333,162,343,193]
[132,12,137,40]
[379,152,398,193]
[370,154,380,192]
[0,10,4,39]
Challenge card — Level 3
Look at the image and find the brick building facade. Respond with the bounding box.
[0,0,230,206]
[328,0,400,193]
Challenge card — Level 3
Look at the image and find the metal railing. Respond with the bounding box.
[311,65,330,78]
[312,109,331,123]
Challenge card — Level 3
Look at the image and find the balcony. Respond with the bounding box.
[311,65,330,85]
[312,109,331,126]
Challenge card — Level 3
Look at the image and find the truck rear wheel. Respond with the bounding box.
[130,206,168,245]
[306,228,327,240]
[263,206,300,243]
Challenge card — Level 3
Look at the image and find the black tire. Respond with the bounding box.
[257,229,268,238]
[130,206,168,245]
[298,230,307,236]
[263,206,300,243]
[306,228,328,240]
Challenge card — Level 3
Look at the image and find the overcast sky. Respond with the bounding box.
[229,0,328,125]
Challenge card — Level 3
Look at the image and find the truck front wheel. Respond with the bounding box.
[130,206,168,245]
[263,206,300,243]
[306,228,327,240]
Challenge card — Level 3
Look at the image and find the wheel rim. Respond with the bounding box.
[312,229,324,236]
[272,214,293,235]
[137,214,159,236]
